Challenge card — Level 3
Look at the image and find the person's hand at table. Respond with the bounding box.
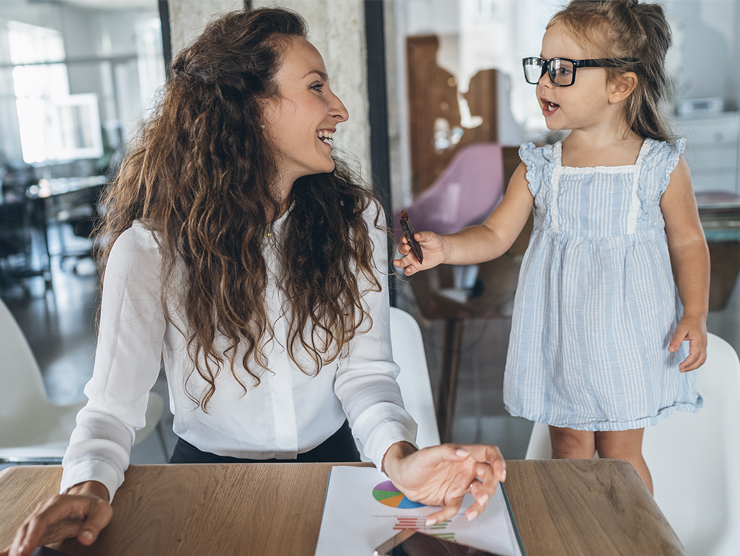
[1,481,112,556]
[382,442,506,526]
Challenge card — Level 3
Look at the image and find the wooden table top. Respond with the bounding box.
[0,459,685,556]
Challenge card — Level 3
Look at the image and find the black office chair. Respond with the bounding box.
[0,200,36,295]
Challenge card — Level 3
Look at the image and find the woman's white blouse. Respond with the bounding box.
[61,209,417,502]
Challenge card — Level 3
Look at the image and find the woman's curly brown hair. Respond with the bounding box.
[96,7,383,410]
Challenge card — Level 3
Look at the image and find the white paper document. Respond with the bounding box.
[314,466,524,556]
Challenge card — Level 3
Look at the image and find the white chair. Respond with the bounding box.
[524,420,551,460]
[524,333,740,556]
[355,307,440,461]
[0,297,166,463]
[390,307,441,450]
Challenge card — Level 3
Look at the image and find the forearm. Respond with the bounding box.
[338,215,418,467]
[67,481,110,502]
[381,441,416,476]
[670,238,710,318]
[441,171,534,266]
[441,225,513,266]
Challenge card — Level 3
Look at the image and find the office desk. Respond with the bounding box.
[27,176,107,271]
[0,460,684,556]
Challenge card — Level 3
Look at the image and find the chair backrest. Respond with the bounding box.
[524,420,550,460]
[392,143,505,241]
[0,297,166,457]
[525,333,740,556]
[0,297,49,418]
[643,333,740,556]
[389,307,441,448]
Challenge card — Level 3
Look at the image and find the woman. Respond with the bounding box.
[4,8,505,556]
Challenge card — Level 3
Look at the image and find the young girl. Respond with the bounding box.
[396,0,708,494]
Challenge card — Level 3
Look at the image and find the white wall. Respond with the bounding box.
[664,0,739,111]
[167,0,242,54]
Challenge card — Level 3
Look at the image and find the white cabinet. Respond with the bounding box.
[674,113,740,195]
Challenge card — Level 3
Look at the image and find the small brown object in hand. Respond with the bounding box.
[400,211,424,264]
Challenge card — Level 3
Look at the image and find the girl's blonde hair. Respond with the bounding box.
[550,0,674,142]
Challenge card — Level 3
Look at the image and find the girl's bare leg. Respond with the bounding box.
[595,428,653,495]
[549,426,596,459]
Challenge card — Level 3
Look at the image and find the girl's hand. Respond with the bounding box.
[668,313,708,372]
[393,231,446,275]
[381,442,506,525]
[2,481,112,556]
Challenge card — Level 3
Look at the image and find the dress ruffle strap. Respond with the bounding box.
[519,142,547,197]
[660,138,686,194]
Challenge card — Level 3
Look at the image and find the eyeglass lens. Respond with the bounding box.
[524,58,575,86]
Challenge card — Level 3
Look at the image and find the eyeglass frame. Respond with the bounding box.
[522,56,640,87]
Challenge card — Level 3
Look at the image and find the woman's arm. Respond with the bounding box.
[334,206,418,465]
[394,162,534,275]
[3,225,168,556]
[3,481,111,556]
[337,206,506,521]
[661,156,710,372]
[62,224,167,498]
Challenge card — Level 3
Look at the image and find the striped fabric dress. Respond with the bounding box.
[503,138,703,431]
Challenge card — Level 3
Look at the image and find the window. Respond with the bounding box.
[7,20,103,164]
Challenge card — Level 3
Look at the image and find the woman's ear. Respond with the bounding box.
[608,72,638,104]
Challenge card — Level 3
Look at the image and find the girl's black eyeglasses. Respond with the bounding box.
[522,57,639,87]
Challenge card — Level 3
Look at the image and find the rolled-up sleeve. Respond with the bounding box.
[61,225,166,502]
[334,206,418,470]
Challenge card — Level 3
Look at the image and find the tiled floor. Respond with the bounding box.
[3,224,740,468]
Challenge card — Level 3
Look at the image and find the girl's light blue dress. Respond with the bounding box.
[504,138,703,431]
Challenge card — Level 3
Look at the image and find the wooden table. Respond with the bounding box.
[0,460,684,556]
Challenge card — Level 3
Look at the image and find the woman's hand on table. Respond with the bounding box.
[1,481,112,556]
[382,442,506,525]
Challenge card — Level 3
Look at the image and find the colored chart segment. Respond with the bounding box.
[373,480,425,509]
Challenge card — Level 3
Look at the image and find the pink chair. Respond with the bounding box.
[393,143,506,241]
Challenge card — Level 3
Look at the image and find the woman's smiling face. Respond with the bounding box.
[262,37,349,194]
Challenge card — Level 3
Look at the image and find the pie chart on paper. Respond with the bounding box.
[372,480,425,509]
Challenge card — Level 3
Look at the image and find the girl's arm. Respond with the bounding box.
[661,156,710,372]
[394,162,534,275]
